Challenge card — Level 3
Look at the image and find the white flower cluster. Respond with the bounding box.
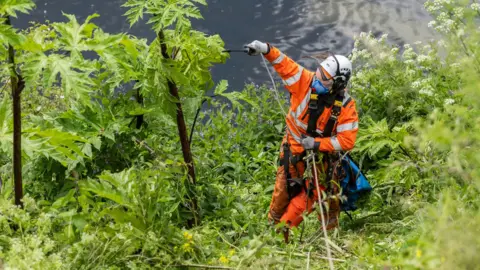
[351,48,372,63]
[450,63,461,69]
[444,98,455,105]
[437,40,447,47]
[472,3,480,11]
[412,78,434,89]
[417,54,432,65]
[411,80,422,88]
[352,32,401,65]
[425,0,480,36]
[453,7,464,18]
[419,85,435,96]
[425,0,453,13]
[405,69,416,77]
[403,44,417,60]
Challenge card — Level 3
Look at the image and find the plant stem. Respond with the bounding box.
[274,250,346,262]
[169,264,233,269]
[135,87,144,129]
[6,16,25,208]
[157,30,199,227]
[306,251,311,270]
[189,98,207,146]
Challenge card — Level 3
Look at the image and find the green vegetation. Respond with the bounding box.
[0,0,479,269]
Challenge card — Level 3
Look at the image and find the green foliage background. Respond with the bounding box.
[0,0,479,269]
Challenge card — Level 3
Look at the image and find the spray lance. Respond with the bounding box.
[222,49,249,53]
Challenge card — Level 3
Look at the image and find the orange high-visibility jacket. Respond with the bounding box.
[264,46,359,155]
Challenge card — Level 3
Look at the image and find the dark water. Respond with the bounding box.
[15,0,434,91]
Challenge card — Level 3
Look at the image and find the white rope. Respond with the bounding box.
[261,54,302,136]
[261,55,288,118]
[311,152,335,270]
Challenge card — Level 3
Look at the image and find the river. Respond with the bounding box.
[15,0,434,91]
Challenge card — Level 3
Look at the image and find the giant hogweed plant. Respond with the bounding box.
[1,0,256,240]
[119,0,259,225]
[0,1,153,204]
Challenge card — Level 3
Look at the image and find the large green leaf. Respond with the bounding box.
[22,128,89,166]
[214,80,228,95]
[52,13,100,52]
[42,54,95,101]
[21,53,49,87]
[122,0,150,27]
[0,0,35,17]
[0,20,22,47]
[101,208,146,231]
[79,179,130,206]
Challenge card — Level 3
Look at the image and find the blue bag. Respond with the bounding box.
[340,155,372,211]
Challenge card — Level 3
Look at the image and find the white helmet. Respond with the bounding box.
[320,55,352,84]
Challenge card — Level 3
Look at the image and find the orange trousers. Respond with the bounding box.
[268,159,341,230]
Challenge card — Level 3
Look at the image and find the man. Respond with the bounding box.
[245,40,359,233]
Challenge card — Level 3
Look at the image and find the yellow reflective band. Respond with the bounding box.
[334,100,342,107]
[311,94,318,100]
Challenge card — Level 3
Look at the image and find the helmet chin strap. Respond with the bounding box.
[331,55,349,91]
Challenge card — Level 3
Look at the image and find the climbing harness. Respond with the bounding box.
[282,143,304,200]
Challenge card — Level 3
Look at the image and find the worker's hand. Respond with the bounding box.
[244,40,269,56]
[301,136,318,151]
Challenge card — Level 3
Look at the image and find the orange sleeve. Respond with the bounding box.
[315,98,359,153]
[264,45,313,97]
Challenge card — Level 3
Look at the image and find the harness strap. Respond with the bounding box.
[305,89,338,137]
[323,90,345,137]
[282,143,292,200]
[306,92,324,137]
[291,152,306,165]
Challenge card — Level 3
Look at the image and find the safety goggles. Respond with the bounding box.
[316,67,334,89]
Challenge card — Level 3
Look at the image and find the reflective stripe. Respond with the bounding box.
[294,90,311,118]
[287,126,302,144]
[316,129,323,135]
[330,136,343,151]
[337,122,358,133]
[282,67,304,86]
[343,93,351,105]
[289,112,308,130]
[271,53,285,65]
[293,114,307,131]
